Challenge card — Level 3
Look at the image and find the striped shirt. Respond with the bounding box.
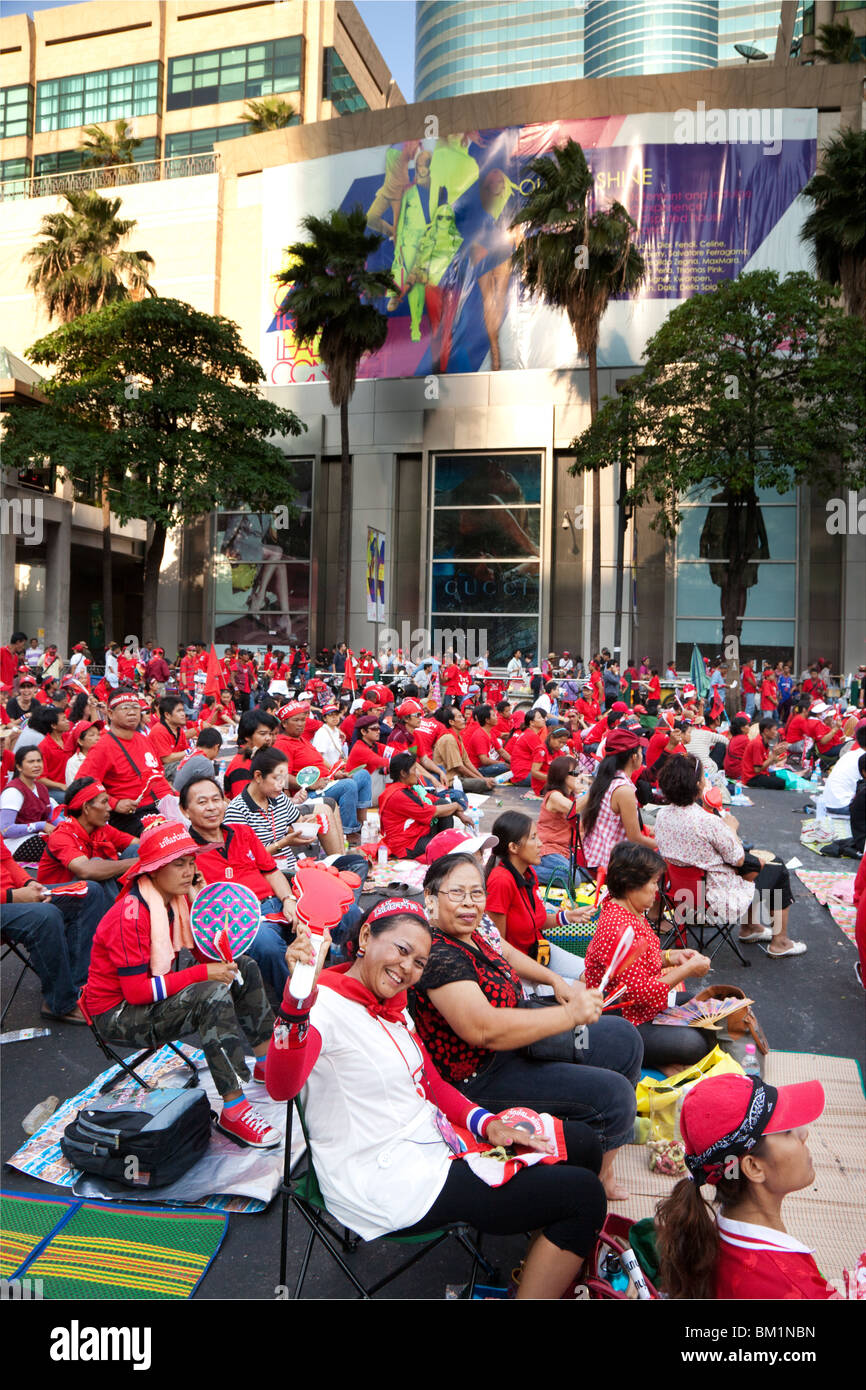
[224,787,301,873]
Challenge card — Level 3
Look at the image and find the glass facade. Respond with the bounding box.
[167,38,301,111]
[674,484,797,664]
[584,1,718,78]
[165,125,249,159]
[0,156,30,200]
[36,63,160,133]
[0,84,33,140]
[323,49,368,114]
[416,2,582,100]
[429,452,543,664]
[34,138,159,178]
[213,459,313,652]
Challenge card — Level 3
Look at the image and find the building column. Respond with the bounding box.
[43,512,71,656]
[0,527,15,640]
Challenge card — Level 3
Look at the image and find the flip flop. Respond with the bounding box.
[765,941,807,958]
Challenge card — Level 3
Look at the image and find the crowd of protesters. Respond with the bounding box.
[1,625,863,1299]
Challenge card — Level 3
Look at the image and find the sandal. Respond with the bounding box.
[765,941,807,957]
[738,927,773,943]
[40,1004,88,1025]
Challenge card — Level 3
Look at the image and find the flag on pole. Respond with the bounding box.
[343,649,357,693]
[204,643,227,698]
[689,644,710,701]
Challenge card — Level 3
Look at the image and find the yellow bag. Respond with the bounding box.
[636,1045,745,1143]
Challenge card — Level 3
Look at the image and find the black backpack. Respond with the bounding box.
[61,1087,212,1189]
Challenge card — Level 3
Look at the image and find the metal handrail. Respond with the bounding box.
[0,151,220,202]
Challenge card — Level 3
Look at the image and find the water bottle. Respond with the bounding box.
[810,764,821,787]
[743,1043,761,1077]
[733,780,742,800]
[452,775,463,795]
[377,842,388,868]
[360,821,373,847]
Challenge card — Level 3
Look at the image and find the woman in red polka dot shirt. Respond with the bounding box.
[584,841,714,1074]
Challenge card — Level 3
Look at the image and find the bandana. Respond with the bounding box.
[684,1076,778,1187]
[67,781,107,812]
[317,960,408,1022]
[367,897,429,927]
[276,702,306,721]
[109,691,140,710]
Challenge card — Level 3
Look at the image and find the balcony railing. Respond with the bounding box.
[0,152,220,203]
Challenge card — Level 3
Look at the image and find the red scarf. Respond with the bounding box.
[317,961,407,1023]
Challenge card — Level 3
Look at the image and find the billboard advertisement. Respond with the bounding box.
[262,109,816,383]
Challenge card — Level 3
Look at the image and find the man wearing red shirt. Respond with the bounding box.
[509,710,548,786]
[78,692,175,834]
[273,704,365,834]
[143,648,170,691]
[462,706,510,776]
[759,669,778,717]
[575,694,600,727]
[441,658,463,705]
[741,661,757,718]
[181,774,299,995]
[377,753,468,858]
[1,831,103,1023]
[38,776,136,907]
[178,644,199,698]
[741,721,786,789]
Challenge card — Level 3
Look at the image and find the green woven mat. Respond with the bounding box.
[1,1191,227,1299]
[0,1193,70,1279]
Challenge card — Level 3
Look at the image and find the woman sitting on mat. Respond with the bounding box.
[535,755,592,887]
[377,753,472,859]
[584,841,716,1074]
[655,1072,838,1299]
[653,754,803,958]
[410,852,642,1201]
[83,820,280,1150]
[265,896,607,1300]
[484,810,592,982]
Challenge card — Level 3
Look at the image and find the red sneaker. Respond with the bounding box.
[252,1059,267,1084]
[216,1102,281,1149]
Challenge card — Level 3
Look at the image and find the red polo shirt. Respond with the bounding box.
[345,739,388,774]
[510,729,546,783]
[377,781,436,857]
[485,862,546,955]
[38,818,134,884]
[190,823,278,900]
[148,722,189,761]
[741,735,772,783]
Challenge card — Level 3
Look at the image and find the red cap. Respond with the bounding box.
[120,820,203,882]
[632,704,647,714]
[680,1074,824,1159]
[611,701,628,712]
[423,828,497,863]
[18,675,37,687]
[605,728,642,755]
[396,698,423,717]
[71,719,100,745]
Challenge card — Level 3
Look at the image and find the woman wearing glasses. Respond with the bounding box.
[409,852,642,1201]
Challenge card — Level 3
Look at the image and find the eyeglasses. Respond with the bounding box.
[438,887,486,904]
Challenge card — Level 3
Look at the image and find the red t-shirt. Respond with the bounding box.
[647,676,661,701]
[760,677,778,711]
[586,717,610,746]
[273,734,330,779]
[714,1217,838,1301]
[510,730,545,782]
[484,862,546,955]
[463,723,495,766]
[345,739,388,774]
[224,751,254,798]
[785,713,810,744]
[190,822,278,900]
[78,730,173,809]
[724,734,749,779]
[741,666,757,694]
[377,781,437,856]
[416,717,446,760]
[38,818,134,884]
[148,722,189,761]
[38,733,71,785]
[741,735,772,783]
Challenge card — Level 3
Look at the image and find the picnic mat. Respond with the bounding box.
[6,1044,301,1214]
[619,1051,866,1290]
[0,1192,226,1298]
[794,867,858,944]
[361,858,428,893]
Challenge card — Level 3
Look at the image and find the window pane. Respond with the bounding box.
[675,564,726,617]
[431,562,539,614]
[433,452,542,504]
[431,613,538,666]
[433,508,540,559]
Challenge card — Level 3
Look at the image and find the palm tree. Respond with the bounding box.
[800,127,866,322]
[511,138,645,655]
[27,191,156,642]
[77,119,142,184]
[815,19,860,63]
[275,207,396,642]
[239,96,297,133]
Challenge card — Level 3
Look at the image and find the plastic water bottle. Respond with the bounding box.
[377,842,388,868]
[360,821,373,848]
[733,780,742,800]
[811,764,821,787]
[743,1043,760,1077]
[452,775,463,795]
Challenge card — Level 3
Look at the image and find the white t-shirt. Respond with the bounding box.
[301,987,452,1240]
[823,745,864,809]
[311,723,347,769]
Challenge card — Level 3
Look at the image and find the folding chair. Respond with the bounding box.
[0,931,40,1026]
[77,991,199,1094]
[278,1099,496,1299]
[657,862,750,968]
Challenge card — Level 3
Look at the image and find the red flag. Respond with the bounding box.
[710,685,725,720]
[343,649,357,693]
[204,643,227,698]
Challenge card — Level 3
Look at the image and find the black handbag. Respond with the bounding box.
[519,995,586,1063]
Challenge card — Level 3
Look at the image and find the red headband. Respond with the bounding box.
[366,898,429,927]
[109,691,140,710]
[67,781,107,811]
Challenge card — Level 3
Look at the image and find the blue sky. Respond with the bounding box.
[0,0,417,100]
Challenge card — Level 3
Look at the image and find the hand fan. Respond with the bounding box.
[296,766,321,788]
[191,881,262,986]
[592,867,606,907]
[288,861,360,1000]
[134,772,162,807]
[44,881,89,898]
[597,921,651,992]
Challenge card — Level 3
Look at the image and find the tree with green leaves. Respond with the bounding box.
[1,298,306,634]
[275,207,396,642]
[238,96,297,133]
[571,271,865,690]
[800,127,866,322]
[77,119,142,181]
[510,137,645,655]
[815,18,861,63]
[26,189,156,639]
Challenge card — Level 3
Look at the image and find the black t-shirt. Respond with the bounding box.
[410,929,522,1084]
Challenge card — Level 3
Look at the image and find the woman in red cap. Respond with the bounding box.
[84,820,281,1149]
[656,1071,837,1299]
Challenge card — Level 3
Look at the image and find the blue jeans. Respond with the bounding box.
[460,1015,642,1151]
[744,693,756,718]
[536,852,572,886]
[3,880,105,1015]
[246,899,292,997]
[480,761,510,778]
[348,767,372,809]
[325,777,362,832]
[99,843,140,907]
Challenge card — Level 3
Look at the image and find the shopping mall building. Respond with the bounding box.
[1,0,864,672]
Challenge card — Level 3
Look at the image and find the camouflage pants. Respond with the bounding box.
[94,955,274,1098]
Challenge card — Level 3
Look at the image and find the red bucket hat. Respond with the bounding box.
[120,821,203,882]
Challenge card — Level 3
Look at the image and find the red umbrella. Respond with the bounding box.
[203,643,227,698]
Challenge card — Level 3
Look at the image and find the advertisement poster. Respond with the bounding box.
[366,528,385,622]
[263,109,816,383]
